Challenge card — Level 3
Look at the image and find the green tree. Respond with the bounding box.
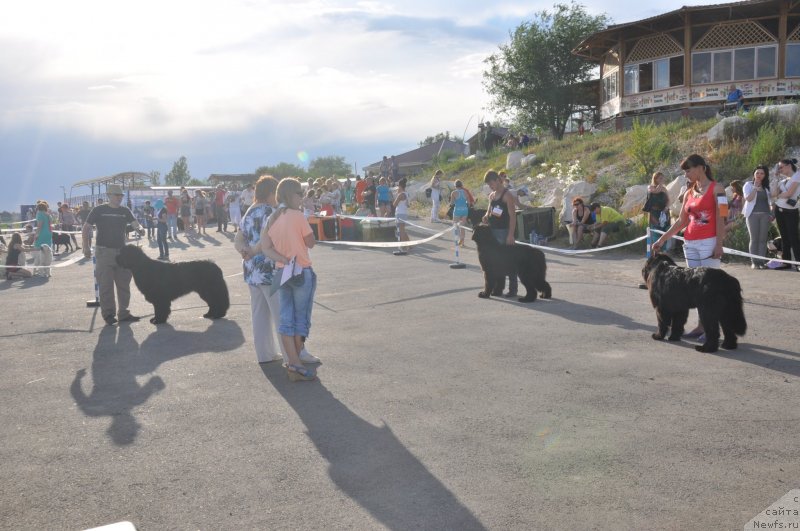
[308,155,351,178]
[255,162,307,179]
[418,131,464,147]
[483,2,609,140]
[148,170,161,186]
[165,156,191,186]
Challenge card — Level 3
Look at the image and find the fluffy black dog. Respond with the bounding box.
[52,232,73,254]
[471,224,552,302]
[467,208,486,228]
[116,244,230,324]
[642,253,746,352]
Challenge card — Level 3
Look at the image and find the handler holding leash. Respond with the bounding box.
[83,184,145,326]
[652,154,727,338]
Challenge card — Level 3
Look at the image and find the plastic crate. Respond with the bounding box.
[515,207,556,242]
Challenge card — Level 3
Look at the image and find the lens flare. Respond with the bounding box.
[296,151,309,164]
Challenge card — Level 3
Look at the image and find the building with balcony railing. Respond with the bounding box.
[573,0,800,129]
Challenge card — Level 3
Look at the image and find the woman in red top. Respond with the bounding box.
[653,154,727,337]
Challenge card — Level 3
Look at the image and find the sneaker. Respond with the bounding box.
[104,316,118,326]
[258,354,284,364]
[118,314,141,323]
[299,348,321,364]
[502,291,518,298]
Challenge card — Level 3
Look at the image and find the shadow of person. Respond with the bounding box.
[261,365,486,530]
[71,320,245,446]
[507,297,652,332]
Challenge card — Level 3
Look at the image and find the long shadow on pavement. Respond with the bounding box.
[490,297,653,332]
[261,365,486,531]
[71,319,244,446]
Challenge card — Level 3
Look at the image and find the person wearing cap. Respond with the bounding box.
[83,184,145,326]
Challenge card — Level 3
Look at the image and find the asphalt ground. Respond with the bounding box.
[1,223,798,530]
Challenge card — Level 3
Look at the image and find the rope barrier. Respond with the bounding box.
[650,229,800,266]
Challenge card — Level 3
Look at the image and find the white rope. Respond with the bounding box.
[651,229,800,266]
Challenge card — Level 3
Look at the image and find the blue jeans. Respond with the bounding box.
[491,228,518,293]
[278,268,317,337]
[167,214,178,238]
[157,223,169,257]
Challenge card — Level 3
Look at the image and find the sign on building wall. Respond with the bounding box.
[602,79,800,118]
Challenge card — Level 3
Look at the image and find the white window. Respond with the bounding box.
[624,56,683,94]
[788,43,800,77]
[602,74,618,102]
[654,58,670,90]
[624,65,638,95]
[734,48,755,81]
[693,45,777,84]
[756,46,776,78]
[692,52,711,84]
[713,51,732,82]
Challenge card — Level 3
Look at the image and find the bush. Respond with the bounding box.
[626,119,676,183]
[713,140,750,183]
[594,148,616,161]
[749,123,787,168]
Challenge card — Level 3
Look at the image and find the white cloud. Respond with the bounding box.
[0,0,716,149]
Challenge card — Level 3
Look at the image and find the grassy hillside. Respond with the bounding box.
[434,110,799,207]
[416,107,800,256]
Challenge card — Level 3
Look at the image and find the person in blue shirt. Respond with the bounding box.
[726,84,744,110]
[376,177,392,217]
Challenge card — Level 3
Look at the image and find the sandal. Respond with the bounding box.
[286,364,316,382]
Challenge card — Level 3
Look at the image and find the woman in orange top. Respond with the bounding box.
[260,178,318,381]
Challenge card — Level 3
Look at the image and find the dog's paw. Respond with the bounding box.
[517,296,535,303]
[720,339,738,350]
[478,291,491,299]
[651,333,665,340]
[667,335,682,342]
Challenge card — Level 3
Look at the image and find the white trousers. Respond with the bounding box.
[683,236,721,269]
[248,284,284,362]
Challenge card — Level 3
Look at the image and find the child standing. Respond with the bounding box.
[156,204,169,260]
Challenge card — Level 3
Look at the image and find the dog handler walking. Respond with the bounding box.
[82,184,145,326]
[652,154,727,338]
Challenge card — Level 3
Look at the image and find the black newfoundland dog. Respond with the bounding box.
[52,232,74,254]
[471,224,552,302]
[116,245,230,324]
[642,253,746,353]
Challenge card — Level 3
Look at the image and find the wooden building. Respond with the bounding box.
[573,0,800,127]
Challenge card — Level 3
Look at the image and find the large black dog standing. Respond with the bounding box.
[642,253,746,352]
[471,224,552,302]
[116,245,230,324]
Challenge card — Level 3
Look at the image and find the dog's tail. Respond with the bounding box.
[723,277,747,336]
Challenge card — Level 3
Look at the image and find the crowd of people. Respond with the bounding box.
[5,153,798,369]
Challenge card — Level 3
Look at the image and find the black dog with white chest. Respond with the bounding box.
[471,224,552,302]
[642,253,746,352]
[116,244,230,324]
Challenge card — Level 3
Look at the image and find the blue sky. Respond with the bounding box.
[0,0,706,213]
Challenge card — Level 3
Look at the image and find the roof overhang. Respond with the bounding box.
[70,172,151,190]
[573,0,784,61]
